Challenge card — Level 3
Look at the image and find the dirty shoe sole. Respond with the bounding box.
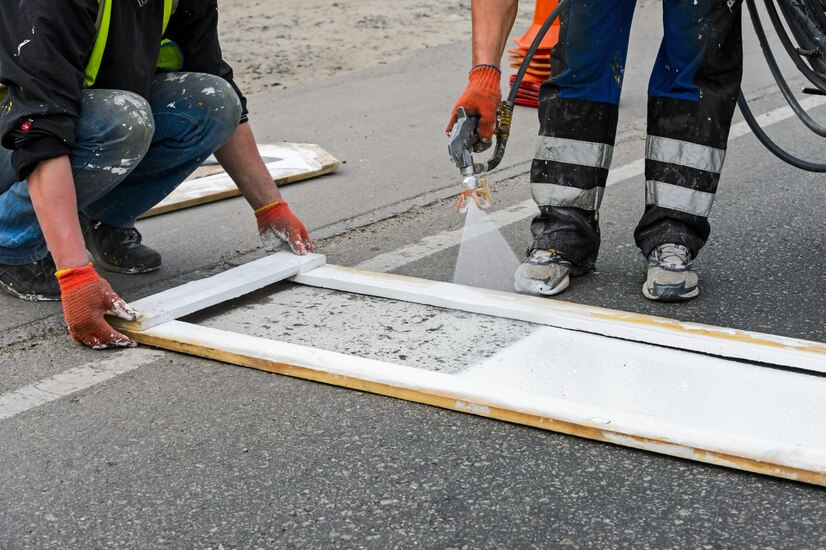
[0,279,60,302]
[94,260,161,275]
[642,282,699,302]
[514,273,570,296]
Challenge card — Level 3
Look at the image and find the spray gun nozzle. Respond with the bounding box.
[456,177,492,214]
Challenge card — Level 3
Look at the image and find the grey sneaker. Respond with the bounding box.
[514,249,587,297]
[643,243,699,302]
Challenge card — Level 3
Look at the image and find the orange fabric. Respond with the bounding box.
[255,200,314,255]
[57,263,137,349]
[445,65,502,142]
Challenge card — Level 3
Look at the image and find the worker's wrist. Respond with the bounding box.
[468,65,502,90]
[254,200,289,216]
[254,201,293,231]
[470,63,501,74]
[50,248,93,274]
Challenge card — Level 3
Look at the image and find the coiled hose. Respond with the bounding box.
[740,0,826,171]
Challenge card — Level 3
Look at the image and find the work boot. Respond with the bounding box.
[513,249,588,297]
[79,214,162,274]
[0,253,61,302]
[643,243,699,302]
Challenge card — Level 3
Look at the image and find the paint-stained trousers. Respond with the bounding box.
[0,72,241,265]
[530,0,743,267]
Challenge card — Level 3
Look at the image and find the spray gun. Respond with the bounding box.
[448,108,492,213]
[447,105,513,213]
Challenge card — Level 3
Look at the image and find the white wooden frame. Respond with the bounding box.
[111,252,826,486]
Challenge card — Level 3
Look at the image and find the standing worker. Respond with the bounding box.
[0,0,313,349]
[447,0,743,301]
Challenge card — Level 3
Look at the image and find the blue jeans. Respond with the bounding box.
[0,72,242,265]
[552,0,720,105]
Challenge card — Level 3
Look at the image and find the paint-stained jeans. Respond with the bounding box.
[0,72,242,265]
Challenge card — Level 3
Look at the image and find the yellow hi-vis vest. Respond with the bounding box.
[86,0,182,87]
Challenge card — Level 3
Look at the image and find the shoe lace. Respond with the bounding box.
[530,249,570,265]
[37,254,57,281]
[117,227,143,246]
[656,244,691,269]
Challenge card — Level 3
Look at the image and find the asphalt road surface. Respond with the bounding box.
[2,5,825,549]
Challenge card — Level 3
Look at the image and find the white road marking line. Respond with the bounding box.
[0,349,165,421]
[357,95,826,273]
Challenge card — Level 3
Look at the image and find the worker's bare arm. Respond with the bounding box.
[28,156,89,271]
[214,122,282,211]
[445,0,515,140]
[472,0,519,67]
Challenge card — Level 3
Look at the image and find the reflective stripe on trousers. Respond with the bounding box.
[534,136,614,169]
[645,180,715,218]
[644,135,726,217]
[531,136,613,211]
[531,184,605,211]
[646,135,725,174]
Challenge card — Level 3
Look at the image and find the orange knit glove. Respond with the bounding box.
[445,65,502,151]
[56,263,139,349]
[255,201,315,255]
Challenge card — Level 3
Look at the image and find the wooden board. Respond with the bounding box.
[110,257,826,486]
[292,265,826,374]
[140,143,339,218]
[110,252,326,331]
[122,319,826,487]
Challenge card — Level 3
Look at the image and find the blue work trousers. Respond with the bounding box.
[530,0,743,266]
[0,72,241,265]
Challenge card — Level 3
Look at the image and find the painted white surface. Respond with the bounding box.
[0,349,164,421]
[152,143,324,210]
[143,321,826,474]
[356,95,826,274]
[293,265,826,372]
[462,326,826,446]
[120,252,326,330]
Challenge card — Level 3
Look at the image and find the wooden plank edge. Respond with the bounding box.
[139,148,339,219]
[140,188,242,218]
[123,322,826,488]
[111,252,326,331]
[292,265,826,373]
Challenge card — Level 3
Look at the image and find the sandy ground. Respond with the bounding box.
[217,0,533,95]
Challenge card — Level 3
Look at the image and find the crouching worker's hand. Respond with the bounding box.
[255,200,315,255]
[56,263,139,349]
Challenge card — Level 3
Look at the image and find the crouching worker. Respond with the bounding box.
[0,0,313,349]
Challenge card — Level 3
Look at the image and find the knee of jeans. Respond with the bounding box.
[88,90,155,163]
[189,74,242,141]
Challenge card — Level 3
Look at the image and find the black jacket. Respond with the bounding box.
[0,0,248,180]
